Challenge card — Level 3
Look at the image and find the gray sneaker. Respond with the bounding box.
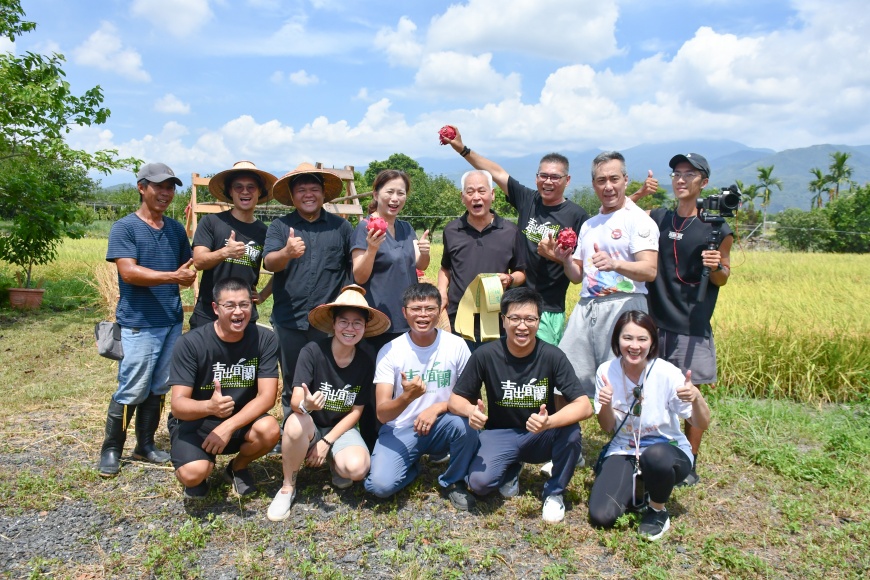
[183,481,210,500]
[498,462,522,498]
[639,507,670,540]
[441,482,476,511]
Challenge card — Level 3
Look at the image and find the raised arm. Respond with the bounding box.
[442,125,510,193]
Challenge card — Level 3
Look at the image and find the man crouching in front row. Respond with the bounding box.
[449,287,593,523]
[167,277,281,499]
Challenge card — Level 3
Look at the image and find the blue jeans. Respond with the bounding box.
[467,424,581,499]
[114,323,182,405]
[364,413,479,498]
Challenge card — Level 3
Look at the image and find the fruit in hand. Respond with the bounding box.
[438,125,456,145]
[367,216,388,235]
[556,227,577,251]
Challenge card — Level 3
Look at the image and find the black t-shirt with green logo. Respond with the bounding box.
[453,337,585,430]
[292,338,375,429]
[169,322,279,419]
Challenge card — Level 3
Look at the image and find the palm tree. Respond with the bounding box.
[737,179,760,212]
[756,165,783,233]
[808,167,829,209]
[827,151,852,201]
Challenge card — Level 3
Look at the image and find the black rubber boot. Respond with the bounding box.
[98,400,134,477]
[132,394,171,464]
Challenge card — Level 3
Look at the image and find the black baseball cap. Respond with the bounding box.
[669,153,710,178]
[136,162,183,186]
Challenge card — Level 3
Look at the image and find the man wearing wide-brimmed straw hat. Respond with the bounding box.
[263,163,353,424]
[268,285,389,521]
[189,161,277,329]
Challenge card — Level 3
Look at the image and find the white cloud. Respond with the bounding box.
[154,94,191,114]
[218,15,366,56]
[414,52,521,102]
[72,22,150,82]
[354,88,370,101]
[289,69,319,86]
[270,71,284,84]
[427,0,621,62]
[131,0,214,38]
[0,37,14,54]
[374,16,423,67]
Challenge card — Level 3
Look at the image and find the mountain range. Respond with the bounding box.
[413,141,870,213]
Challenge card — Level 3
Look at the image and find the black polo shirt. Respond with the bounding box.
[441,212,526,318]
[263,210,352,329]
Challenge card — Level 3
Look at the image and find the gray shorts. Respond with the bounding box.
[658,329,718,385]
[310,424,368,459]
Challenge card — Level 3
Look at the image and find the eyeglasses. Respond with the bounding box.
[406,306,439,315]
[536,173,566,182]
[631,386,643,416]
[670,172,699,181]
[231,184,260,193]
[217,301,252,312]
[503,315,541,327]
[335,318,366,330]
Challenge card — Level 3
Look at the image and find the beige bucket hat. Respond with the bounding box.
[208,161,277,204]
[271,162,343,206]
[308,285,391,338]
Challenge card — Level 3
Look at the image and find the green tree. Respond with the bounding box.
[627,179,670,211]
[756,165,783,232]
[773,208,832,252]
[0,0,137,172]
[808,167,829,210]
[827,151,853,201]
[825,184,870,253]
[570,186,600,217]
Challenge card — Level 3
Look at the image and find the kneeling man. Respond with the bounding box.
[168,277,281,498]
[364,283,479,511]
[449,287,593,522]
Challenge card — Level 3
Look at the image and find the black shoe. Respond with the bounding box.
[638,507,670,541]
[183,481,210,500]
[132,394,171,464]
[223,460,257,496]
[98,400,134,477]
[427,451,450,464]
[677,467,700,487]
[441,482,475,511]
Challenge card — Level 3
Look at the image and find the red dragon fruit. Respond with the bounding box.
[556,227,577,251]
[438,125,456,145]
[367,216,388,235]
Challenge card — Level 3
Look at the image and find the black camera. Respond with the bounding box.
[697,185,741,221]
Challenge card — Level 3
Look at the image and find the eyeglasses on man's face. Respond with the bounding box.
[217,301,252,312]
[502,314,540,327]
[536,173,566,182]
[670,172,699,181]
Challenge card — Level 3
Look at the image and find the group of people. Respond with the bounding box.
[98,123,731,540]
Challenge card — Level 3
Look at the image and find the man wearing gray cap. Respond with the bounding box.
[632,153,733,486]
[99,162,197,477]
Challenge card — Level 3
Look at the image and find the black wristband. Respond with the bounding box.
[460,146,470,157]
[322,438,333,448]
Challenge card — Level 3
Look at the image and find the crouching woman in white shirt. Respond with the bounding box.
[588,310,710,541]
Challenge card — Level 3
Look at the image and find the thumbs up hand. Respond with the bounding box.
[526,403,550,434]
[637,169,658,199]
[284,227,306,259]
[590,243,616,272]
[417,229,431,256]
[469,398,488,430]
[598,374,614,407]
[224,230,248,259]
[175,258,197,286]
[676,370,698,402]
[301,383,325,412]
[207,378,235,418]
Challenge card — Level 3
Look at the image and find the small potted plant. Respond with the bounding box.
[0,154,93,309]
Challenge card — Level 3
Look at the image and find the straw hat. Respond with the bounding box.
[208,161,277,204]
[272,162,343,206]
[308,285,391,338]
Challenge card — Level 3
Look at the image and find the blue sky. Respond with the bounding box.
[6,0,869,186]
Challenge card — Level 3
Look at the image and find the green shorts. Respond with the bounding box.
[536,311,566,345]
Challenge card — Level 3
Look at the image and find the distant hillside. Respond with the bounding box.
[411,141,870,213]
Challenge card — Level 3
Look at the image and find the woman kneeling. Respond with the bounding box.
[588,310,710,541]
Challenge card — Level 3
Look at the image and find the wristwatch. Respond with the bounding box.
[298,401,308,414]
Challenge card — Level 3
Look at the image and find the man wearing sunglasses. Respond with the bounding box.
[449,287,593,523]
[442,126,588,346]
[630,153,733,487]
[167,277,281,499]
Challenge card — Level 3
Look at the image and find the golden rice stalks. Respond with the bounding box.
[90,262,119,321]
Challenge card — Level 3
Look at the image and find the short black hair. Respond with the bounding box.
[610,310,659,359]
[539,153,569,172]
[333,305,370,322]
[289,173,324,193]
[500,287,543,317]
[213,277,252,303]
[402,282,441,308]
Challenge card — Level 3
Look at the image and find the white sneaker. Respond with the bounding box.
[542,494,565,523]
[267,487,296,522]
[540,460,553,477]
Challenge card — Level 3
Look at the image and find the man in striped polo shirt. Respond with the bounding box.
[99,163,197,477]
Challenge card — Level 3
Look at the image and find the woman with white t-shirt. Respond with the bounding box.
[588,310,710,541]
